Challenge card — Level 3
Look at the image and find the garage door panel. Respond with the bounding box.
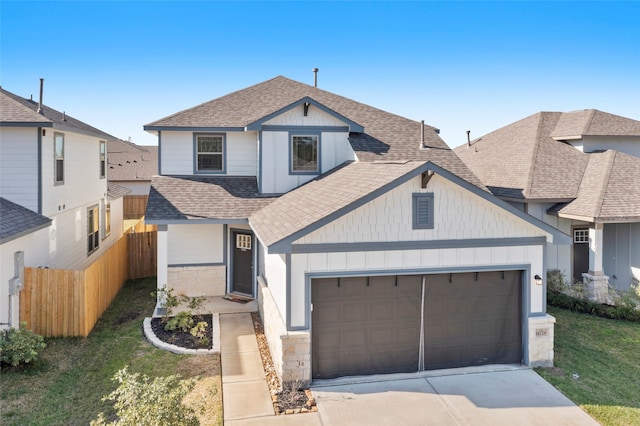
[369,302,394,320]
[343,303,367,322]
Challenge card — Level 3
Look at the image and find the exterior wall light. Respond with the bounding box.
[534,274,543,286]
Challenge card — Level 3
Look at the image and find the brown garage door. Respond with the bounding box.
[312,271,522,379]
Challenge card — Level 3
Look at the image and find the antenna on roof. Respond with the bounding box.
[37,78,44,114]
[466,130,471,147]
[313,68,319,87]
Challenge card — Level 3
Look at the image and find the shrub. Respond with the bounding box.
[0,323,46,367]
[91,367,200,426]
[165,311,194,333]
[190,322,209,348]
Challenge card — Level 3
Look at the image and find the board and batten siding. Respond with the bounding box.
[0,127,39,212]
[261,251,288,327]
[167,224,224,265]
[603,222,640,290]
[262,103,347,127]
[260,130,353,194]
[160,131,258,176]
[296,174,548,245]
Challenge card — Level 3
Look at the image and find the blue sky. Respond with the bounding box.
[2,1,639,148]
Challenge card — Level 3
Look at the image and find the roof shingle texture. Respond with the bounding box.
[146,76,485,189]
[250,161,426,247]
[0,197,51,243]
[0,87,115,140]
[107,141,158,181]
[146,175,277,221]
[551,109,640,138]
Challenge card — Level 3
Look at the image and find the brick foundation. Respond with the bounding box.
[168,265,226,297]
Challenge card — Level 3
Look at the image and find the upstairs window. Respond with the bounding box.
[54,132,64,184]
[103,201,111,239]
[195,133,225,173]
[413,193,434,229]
[291,134,319,173]
[88,205,100,255]
[99,141,106,179]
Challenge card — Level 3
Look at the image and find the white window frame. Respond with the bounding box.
[99,141,106,179]
[54,132,65,185]
[194,133,225,173]
[103,201,111,239]
[88,205,100,255]
[574,229,589,244]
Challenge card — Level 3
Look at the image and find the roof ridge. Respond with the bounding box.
[591,150,616,218]
[524,112,546,197]
[582,109,597,135]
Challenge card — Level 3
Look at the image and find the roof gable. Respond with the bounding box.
[551,109,640,140]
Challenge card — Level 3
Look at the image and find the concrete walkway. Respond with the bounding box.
[221,312,322,425]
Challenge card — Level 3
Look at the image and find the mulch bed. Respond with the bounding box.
[150,314,213,350]
[250,312,317,415]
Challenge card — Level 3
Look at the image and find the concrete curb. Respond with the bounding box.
[143,313,220,354]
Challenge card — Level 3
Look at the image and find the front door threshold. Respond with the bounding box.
[223,293,254,303]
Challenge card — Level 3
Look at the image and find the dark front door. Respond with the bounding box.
[232,231,253,295]
[573,228,589,283]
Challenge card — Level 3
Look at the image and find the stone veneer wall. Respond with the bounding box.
[258,277,312,386]
[528,314,556,367]
[168,265,226,297]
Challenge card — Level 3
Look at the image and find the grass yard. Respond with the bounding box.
[536,306,640,426]
[0,277,222,426]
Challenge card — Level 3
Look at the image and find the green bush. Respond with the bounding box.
[0,323,46,367]
[165,311,194,333]
[548,290,640,322]
[91,367,200,426]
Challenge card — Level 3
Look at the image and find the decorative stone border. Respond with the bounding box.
[142,313,221,354]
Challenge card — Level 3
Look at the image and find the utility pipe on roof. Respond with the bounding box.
[466,130,471,147]
[37,78,44,114]
[421,120,425,147]
[313,68,319,87]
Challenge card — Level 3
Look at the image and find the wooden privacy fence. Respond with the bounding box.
[20,220,157,337]
[124,195,149,219]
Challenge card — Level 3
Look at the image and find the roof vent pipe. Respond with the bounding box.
[421,120,425,147]
[313,68,319,87]
[37,78,44,114]
[466,130,471,147]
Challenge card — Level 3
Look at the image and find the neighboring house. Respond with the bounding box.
[107,139,158,195]
[454,110,640,299]
[144,76,570,384]
[0,81,126,329]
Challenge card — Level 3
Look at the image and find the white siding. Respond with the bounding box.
[160,131,258,176]
[168,224,224,265]
[0,127,39,211]
[263,104,347,127]
[571,135,640,158]
[0,227,50,329]
[260,130,353,194]
[263,252,288,326]
[297,174,548,244]
[116,181,150,195]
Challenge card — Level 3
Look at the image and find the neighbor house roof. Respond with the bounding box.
[550,109,640,140]
[549,151,640,222]
[144,76,485,189]
[0,197,51,244]
[454,110,640,223]
[145,175,277,223]
[107,183,132,200]
[107,140,158,182]
[0,87,116,140]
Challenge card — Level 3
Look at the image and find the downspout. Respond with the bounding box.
[37,127,43,214]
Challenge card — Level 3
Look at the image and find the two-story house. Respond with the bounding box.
[455,110,640,300]
[144,76,570,384]
[0,80,127,328]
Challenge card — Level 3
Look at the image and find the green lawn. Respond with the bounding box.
[536,306,640,426]
[0,277,222,426]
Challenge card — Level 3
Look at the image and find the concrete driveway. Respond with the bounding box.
[311,366,599,426]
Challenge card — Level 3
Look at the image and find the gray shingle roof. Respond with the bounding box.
[107,182,132,199]
[145,175,277,222]
[0,197,51,244]
[249,161,428,248]
[0,87,116,140]
[145,76,485,189]
[107,141,158,181]
[552,151,640,221]
[551,109,640,139]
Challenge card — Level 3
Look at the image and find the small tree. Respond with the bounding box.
[91,367,200,426]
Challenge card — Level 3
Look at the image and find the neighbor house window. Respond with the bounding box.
[88,205,100,255]
[291,134,319,173]
[195,133,225,172]
[99,141,106,179]
[54,132,64,184]
[413,193,434,229]
[103,201,111,239]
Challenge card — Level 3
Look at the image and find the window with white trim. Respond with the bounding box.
[88,205,100,255]
[413,193,434,229]
[54,132,64,184]
[195,134,224,172]
[291,135,319,173]
[103,201,111,239]
[99,141,106,179]
[574,229,589,243]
